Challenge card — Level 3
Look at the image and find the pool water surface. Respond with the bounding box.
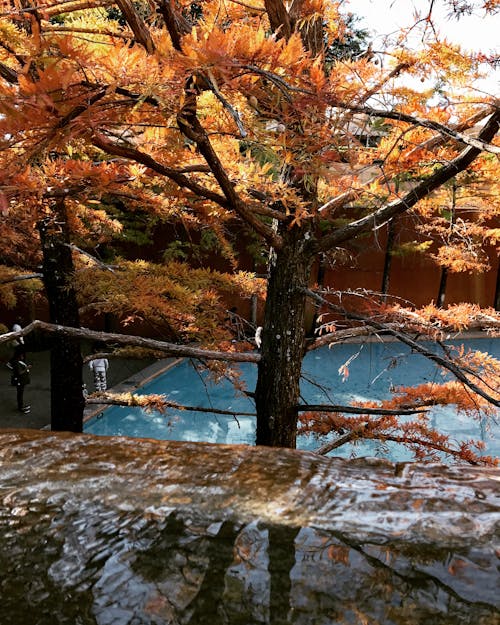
[86,338,500,461]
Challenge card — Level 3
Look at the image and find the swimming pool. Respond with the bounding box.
[85,337,500,461]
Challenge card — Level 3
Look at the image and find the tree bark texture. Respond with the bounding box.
[255,228,313,447]
[38,200,84,432]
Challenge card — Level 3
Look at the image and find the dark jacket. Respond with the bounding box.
[11,359,31,386]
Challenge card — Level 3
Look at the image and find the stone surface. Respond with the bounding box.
[0,429,498,624]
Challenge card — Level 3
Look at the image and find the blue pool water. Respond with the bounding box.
[86,338,500,461]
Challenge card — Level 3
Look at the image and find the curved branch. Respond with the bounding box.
[177,90,283,247]
[336,103,500,155]
[0,320,260,363]
[93,132,281,246]
[92,133,230,206]
[303,288,500,408]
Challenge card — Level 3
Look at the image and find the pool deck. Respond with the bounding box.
[0,348,173,431]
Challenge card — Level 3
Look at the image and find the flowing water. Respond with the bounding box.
[0,430,498,624]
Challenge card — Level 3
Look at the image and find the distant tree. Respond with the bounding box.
[0,0,499,462]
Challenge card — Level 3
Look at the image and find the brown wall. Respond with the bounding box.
[323,222,498,309]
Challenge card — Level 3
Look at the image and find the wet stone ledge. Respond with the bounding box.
[0,429,498,625]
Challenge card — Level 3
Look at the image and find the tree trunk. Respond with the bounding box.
[38,199,84,432]
[254,229,313,447]
[494,258,500,311]
[437,267,448,308]
[381,218,396,296]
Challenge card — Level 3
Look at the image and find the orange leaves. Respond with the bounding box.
[432,243,490,273]
[75,259,263,345]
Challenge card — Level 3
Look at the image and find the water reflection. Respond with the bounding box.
[0,431,498,624]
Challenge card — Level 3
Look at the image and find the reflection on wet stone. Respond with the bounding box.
[0,430,498,624]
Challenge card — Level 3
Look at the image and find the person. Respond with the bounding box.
[9,351,31,413]
[89,355,109,392]
[11,318,24,347]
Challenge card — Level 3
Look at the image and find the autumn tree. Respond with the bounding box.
[0,0,499,461]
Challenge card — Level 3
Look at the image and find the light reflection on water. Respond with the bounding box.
[86,339,500,460]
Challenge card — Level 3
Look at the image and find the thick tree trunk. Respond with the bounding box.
[255,229,313,447]
[38,199,84,432]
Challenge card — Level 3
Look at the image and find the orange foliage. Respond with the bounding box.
[0,0,499,456]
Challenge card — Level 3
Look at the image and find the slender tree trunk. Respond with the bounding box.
[381,218,396,296]
[255,228,313,447]
[437,181,456,308]
[494,258,500,311]
[38,198,84,432]
[437,267,448,307]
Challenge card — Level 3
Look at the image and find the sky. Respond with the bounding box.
[347,0,499,92]
[348,0,500,52]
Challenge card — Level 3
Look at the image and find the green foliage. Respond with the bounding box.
[325,13,370,65]
[392,240,433,257]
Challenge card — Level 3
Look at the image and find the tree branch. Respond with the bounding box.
[66,244,115,272]
[177,89,283,248]
[87,394,256,417]
[313,109,500,253]
[0,273,43,285]
[155,0,191,52]
[298,404,429,415]
[303,288,500,408]
[336,103,500,155]
[313,428,483,464]
[0,320,260,363]
[92,133,233,208]
[263,0,292,40]
[0,60,18,84]
[115,0,155,53]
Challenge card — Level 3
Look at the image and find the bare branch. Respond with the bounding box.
[306,326,380,350]
[0,273,43,285]
[406,108,495,158]
[314,429,362,455]
[336,102,500,155]
[314,428,482,463]
[66,244,115,272]
[87,394,256,416]
[41,25,131,40]
[115,0,155,53]
[0,320,260,363]
[43,0,115,18]
[298,404,429,415]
